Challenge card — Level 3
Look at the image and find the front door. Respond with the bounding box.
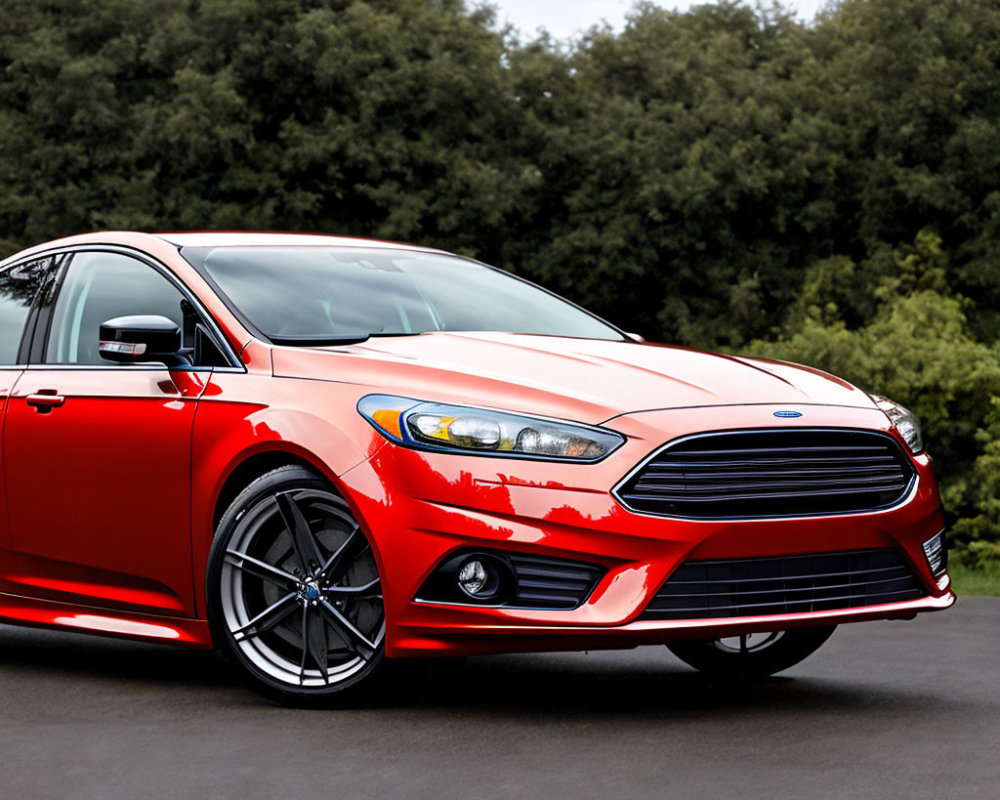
[5,251,210,616]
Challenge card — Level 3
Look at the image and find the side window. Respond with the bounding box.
[0,257,51,365]
[46,252,193,366]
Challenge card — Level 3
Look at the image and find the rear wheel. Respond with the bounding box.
[666,626,836,680]
[207,466,385,705]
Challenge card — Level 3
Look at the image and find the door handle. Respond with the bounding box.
[26,391,66,412]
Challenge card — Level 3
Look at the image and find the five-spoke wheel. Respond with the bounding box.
[207,466,385,703]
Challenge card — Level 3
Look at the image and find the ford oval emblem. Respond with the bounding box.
[774,410,803,418]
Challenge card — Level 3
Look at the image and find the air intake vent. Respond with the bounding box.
[640,548,926,621]
[506,553,604,609]
[615,428,915,519]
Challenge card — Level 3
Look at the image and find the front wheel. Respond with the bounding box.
[207,466,385,705]
[666,626,836,680]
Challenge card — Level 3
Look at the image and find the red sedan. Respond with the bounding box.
[0,231,953,703]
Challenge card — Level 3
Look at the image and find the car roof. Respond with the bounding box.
[0,231,445,270]
[154,231,442,253]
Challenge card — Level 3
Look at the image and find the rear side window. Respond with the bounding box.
[0,258,50,365]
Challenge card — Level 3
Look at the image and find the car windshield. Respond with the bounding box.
[182,246,624,344]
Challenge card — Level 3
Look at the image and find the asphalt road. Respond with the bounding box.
[0,598,996,800]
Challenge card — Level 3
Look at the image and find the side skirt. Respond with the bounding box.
[0,590,213,648]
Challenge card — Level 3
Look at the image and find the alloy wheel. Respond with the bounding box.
[218,485,384,690]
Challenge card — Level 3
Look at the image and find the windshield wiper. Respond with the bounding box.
[268,332,426,346]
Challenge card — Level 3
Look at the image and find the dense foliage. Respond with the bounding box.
[1,0,998,562]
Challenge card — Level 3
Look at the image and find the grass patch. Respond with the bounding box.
[948,562,1000,597]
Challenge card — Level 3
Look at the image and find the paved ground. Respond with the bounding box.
[0,598,996,800]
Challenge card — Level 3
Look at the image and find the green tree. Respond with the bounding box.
[951,397,1000,568]
[2,0,1000,555]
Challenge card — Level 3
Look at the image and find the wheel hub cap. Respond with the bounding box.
[299,579,321,603]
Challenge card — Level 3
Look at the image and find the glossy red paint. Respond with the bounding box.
[0,368,19,595]
[0,231,954,657]
[5,368,207,615]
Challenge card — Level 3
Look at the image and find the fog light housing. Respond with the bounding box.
[922,530,948,577]
[457,557,500,598]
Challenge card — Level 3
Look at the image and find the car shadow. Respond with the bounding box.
[0,623,230,686]
[0,624,957,720]
[377,653,937,720]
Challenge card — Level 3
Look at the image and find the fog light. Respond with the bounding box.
[458,560,487,594]
[457,558,501,598]
[922,531,948,576]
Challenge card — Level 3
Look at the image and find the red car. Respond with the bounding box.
[0,231,953,703]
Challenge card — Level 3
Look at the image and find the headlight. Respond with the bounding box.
[870,394,923,454]
[357,395,625,462]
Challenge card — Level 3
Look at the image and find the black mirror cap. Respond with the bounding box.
[99,315,182,363]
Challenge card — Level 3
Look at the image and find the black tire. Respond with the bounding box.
[206,465,386,706]
[666,626,836,680]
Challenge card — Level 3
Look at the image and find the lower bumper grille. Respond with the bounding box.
[507,553,604,609]
[640,548,927,620]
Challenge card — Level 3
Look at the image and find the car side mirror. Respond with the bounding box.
[627,332,646,343]
[99,315,183,364]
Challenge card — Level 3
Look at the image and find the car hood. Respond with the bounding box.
[270,332,875,424]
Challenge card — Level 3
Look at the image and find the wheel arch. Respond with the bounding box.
[211,449,328,531]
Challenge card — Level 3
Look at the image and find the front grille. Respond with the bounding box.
[640,548,926,620]
[615,428,915,519]
[507,553,604,609]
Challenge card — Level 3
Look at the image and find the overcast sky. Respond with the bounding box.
[488,1,830,40]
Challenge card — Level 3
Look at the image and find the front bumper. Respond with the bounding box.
[337,404,955,658]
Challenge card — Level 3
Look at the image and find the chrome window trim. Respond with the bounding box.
[22,364,242,373]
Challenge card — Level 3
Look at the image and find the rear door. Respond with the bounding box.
[4,249,218,617]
